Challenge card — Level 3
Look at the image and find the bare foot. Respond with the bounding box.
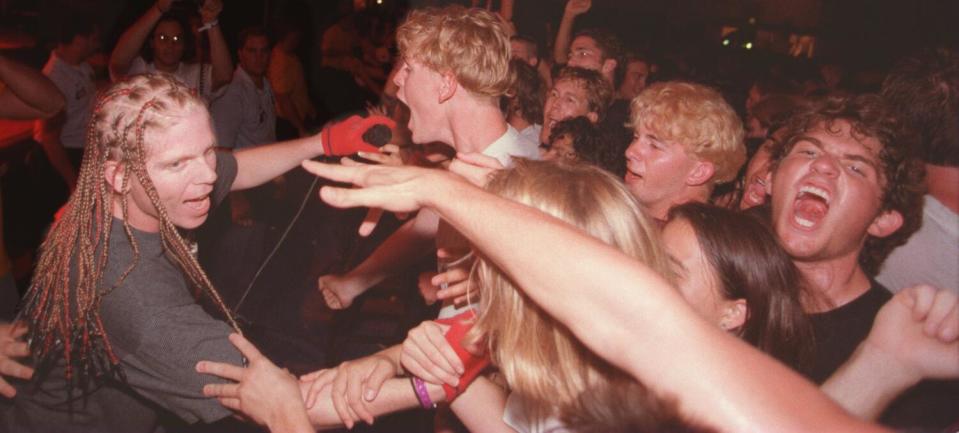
[318,275,364,310]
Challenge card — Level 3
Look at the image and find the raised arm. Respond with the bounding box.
[198,0,232,91]
[822,285,958,419]
[0,56,64,119]
[302,160,886,433]
[110,0,172,80]
[553,0,590,65]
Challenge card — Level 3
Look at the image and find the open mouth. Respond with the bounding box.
[184,194,211,213]
[792,185,831,228]
[742,178,767,208]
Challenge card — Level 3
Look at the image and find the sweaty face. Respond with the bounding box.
[769,120,888,264]
[567,36,604,71]
[624,124,700,220]
[151,20,186,70]
[540,79,594,144]
[239,35,271,78]
[661,218,730,326]
[125,106,217,232]
[393,58,448,145]
[618,60,650,100]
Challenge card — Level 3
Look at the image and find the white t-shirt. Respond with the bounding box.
[503,393,572,433]
[34,53,95,149]
[877,195,959,293]
[484,124,542,165]
[518,123,543,146]
[210,66,276,149]
[437,125,541,319]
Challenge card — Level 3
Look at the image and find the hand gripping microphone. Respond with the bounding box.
[320,112,396,156]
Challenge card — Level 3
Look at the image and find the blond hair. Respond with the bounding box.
[468,160,692,432]
[630,81,746,183]
[20,73,239,383]
[396,5,512,98]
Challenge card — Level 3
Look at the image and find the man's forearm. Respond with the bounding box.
[307,377,443,430]
[232,135,323,190]
[344,210,439,290]
[207,25,233,91]
[0,56,64,119]
[822,341,919,420]
[553,13,576,64]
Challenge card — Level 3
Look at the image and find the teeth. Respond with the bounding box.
[799,185,830,203]
[795,215,814,227]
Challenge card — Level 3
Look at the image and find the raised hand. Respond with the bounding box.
[199,0,223,23]
[564,0,592,17]
[301,160,465,214]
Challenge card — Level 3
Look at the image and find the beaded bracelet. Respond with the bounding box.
[409,376,436,409]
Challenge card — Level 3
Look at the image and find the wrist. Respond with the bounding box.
[154,2,169,14]
[858,340,922,389]
[198,19,219,32]
[267,400,313,433]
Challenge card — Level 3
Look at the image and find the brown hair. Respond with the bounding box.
[881,48,959,167]
[572,28,626,88]
[18,73,239,383]
[772,94,926,276]
[396,5,512,98]
[504,59,545,126]
[554,66,612,121]
[669,203,815,371]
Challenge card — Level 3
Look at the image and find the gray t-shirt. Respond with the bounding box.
[1,152,242,433]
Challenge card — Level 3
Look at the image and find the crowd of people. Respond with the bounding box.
[0,0,957,432]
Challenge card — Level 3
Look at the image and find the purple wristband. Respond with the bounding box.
[410,376,436,409]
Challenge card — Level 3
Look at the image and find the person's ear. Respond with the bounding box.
[867,209,904,238]
[585,111,599,124]
[438,71,458,103]
[686,160,715,187]
[719,299,748,332]
[601,58,617,77]
[104,161,127,194]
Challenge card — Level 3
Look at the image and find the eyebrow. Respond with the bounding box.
[797,136,880,170]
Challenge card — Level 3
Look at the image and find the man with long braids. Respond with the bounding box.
[0,73,381,431]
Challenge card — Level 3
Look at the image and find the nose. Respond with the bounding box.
[625,139,640,160]
[810,153,839,177]
[393,67,406,88]
[196,158,217,185]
